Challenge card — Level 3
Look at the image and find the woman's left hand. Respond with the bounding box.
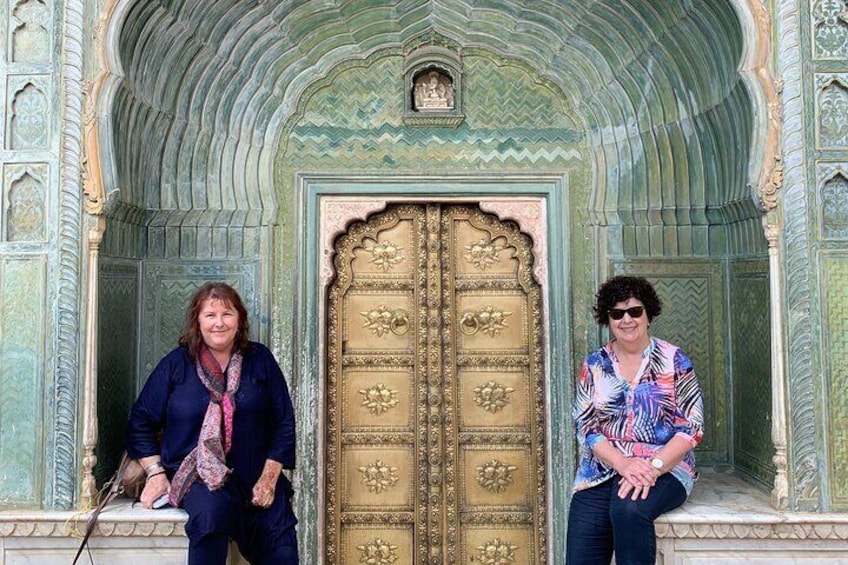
[251,477,276,508]
[617,474,658,500]
[251,458,283,508]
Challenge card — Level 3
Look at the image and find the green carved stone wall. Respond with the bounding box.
[0,256,46,506]
[822,255,848,507]
[730,259,773,487]
[0,0,80,509]
[96,260,141,484]
[0,0,845,521]
[796,2,848,510]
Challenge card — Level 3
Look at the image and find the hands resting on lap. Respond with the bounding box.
[616,457,661,501]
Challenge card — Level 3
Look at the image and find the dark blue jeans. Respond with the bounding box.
[183,476,298,565]
[566,473,686,565]
[189,532,298,565]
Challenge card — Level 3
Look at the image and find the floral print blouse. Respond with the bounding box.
[572,337,705,495]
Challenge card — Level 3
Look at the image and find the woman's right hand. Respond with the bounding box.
[140,474,171,509]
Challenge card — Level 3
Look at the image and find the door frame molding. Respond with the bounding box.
[294,173,573,565]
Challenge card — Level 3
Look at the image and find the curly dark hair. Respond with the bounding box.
[178,282,250,360]
[593,275,662,326]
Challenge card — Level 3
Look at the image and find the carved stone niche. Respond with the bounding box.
[403,45,464,128]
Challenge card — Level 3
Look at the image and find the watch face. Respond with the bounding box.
[651,458,663,469]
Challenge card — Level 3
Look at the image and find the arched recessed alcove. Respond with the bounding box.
[93,0,776,561]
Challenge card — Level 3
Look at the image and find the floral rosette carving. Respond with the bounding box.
[476,459,518,493]
[366,240,405,271]
[361,306,409,336]
[473,380,515,413]
[359,459,400,493]
[476,538,519,565]
[359,383,400,415]
[464,238,505,271]
[356,538,399,564]
[459,306,512,337]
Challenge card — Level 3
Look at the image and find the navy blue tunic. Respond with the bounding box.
[126,342,297,554]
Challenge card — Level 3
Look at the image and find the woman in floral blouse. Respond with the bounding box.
[566,275,704,565]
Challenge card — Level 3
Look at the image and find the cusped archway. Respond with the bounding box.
[90,0,782,562]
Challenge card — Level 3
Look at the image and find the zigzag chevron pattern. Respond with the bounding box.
[157,280,201,361]
[730,273,772,484]
[97,275,140,483]
[648,277,714,453]
[285,54,585,171]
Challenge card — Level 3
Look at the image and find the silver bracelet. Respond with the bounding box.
[145,470,166,482]
[144,461,165,476]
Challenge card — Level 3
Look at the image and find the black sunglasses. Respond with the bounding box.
[608,306,645,320]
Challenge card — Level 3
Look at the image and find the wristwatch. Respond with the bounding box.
[650,457,664,471]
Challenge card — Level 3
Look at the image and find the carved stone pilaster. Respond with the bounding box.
[81,216,106,508]
[764,220,789,510]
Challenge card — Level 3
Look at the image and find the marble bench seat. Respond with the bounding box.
[0,500,256,564]
[2,472,848,564]
[0,502,192,565]
[655,472,848,564]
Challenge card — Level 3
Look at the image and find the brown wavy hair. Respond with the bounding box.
[178,282,250,360]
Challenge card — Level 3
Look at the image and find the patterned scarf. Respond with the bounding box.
[168,345,242,506]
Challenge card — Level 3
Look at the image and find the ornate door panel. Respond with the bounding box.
[326,204,546,565]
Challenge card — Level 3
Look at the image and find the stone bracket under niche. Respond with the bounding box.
[403,42,465,128]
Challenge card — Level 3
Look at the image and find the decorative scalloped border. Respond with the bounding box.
[656,520,848,540]
[0,516,186,538]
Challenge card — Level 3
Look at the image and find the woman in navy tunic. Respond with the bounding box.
[127,282,298,564]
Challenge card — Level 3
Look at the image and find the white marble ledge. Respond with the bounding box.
[656,473,848,540]
[0,497,187,538]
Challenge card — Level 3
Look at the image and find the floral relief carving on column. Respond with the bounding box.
[11,0,51,63]
[4,164,47,242]
[812,0,848,59]
[10,82,48,150]
[817,74,848,148]
[745,0,783,212]
[818,164,848,239]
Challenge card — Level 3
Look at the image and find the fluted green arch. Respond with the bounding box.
[101,0,759,238]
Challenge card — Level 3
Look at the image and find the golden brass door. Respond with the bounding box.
[325,204,546,565]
